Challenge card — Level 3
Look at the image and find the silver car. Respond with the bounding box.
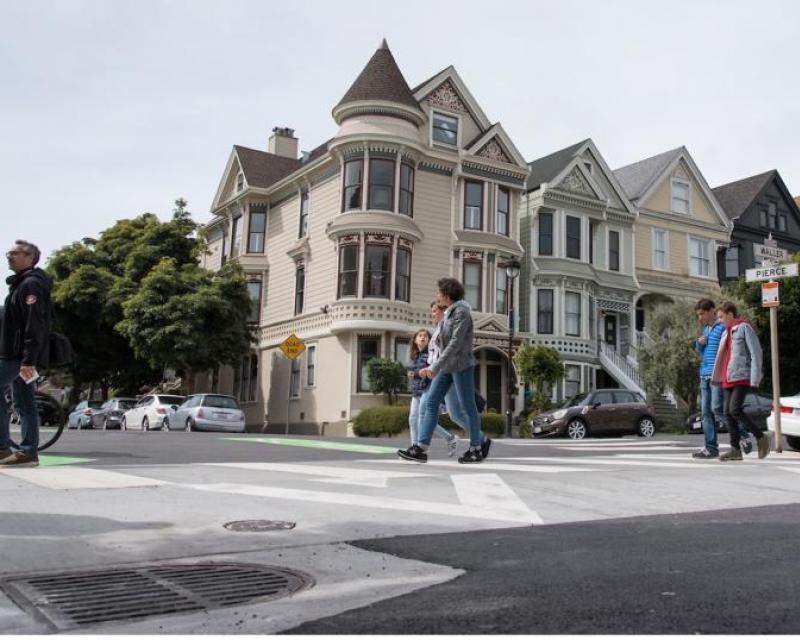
[167,394,246,433]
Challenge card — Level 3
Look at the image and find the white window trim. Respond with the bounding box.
[430,110,462,148]
[606,227,622,272]
[564,290,582,338]
[687,235,715,279]
[651,227,669,271]
[670,178,691,215]
[304,343,317,388]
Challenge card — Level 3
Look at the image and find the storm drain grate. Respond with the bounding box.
[1,562,313,630]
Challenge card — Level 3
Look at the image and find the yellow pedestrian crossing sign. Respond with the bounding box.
[279,334,306,360]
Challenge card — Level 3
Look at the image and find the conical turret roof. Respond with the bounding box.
[336,39,420,111]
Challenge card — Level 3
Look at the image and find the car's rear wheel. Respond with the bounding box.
[637,416,656,438]
[142,417,150,431]
[566,418,588,440]
[786,435,800,452]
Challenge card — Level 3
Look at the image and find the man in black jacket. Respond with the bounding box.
[0,240,52,466]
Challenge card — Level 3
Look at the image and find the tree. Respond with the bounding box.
[117,260,254,373]
[365,358,408,405]
[515,344,564,412]
[47,198,252,398]
[724,252,800,394]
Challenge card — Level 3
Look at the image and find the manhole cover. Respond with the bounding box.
[224,520,296,532]
[1,562,313,630]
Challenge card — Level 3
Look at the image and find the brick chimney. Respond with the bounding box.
[268,126,298,159]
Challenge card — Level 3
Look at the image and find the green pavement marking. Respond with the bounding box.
[39,455,95,466]
[221,436,399,455]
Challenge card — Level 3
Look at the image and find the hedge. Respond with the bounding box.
[353,406,409,437]
[353,406,507,437]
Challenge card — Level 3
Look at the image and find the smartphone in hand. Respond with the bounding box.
[19,367,39,384]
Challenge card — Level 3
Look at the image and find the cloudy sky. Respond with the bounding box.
[2,0,798,288]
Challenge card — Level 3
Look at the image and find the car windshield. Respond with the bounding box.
[202,395,240,409]
[157,395,185,406]
[88,400,103,409]
[560,393,589,408]
[116,400,135,410]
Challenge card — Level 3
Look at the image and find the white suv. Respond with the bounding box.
[121,394,186,431]
[766,393,800,451]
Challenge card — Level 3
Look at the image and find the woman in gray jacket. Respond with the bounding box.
[397,278,489,464]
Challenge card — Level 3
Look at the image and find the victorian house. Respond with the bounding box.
[199,40,529,434]
[520,139,641,400]
[712,170,800,283]
[612,147,732,340]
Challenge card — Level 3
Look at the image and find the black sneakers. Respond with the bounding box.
[397,444,428,463]
[742,437,753,455]
[480,438,492,460]
[692,448,718,460]
[458,448,483,464]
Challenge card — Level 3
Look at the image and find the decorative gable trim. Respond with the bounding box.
[413,66,492,130]
[211,149,242,212]
[475,318,507,333]
[556,167,597,197]
[477,138,511,164]
[425,80,468,114]
[465,123,528,170]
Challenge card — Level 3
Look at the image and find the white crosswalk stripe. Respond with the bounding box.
[0,467,168,489]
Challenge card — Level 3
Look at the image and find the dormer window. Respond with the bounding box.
[671,180,690,214]
[236,172,244,192]
[432,112,458,146]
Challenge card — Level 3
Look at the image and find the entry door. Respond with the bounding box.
[604,315,618,349]
[486,364,503,414]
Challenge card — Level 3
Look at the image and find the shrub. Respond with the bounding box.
[353,405,409,437]
[439,411,506,436]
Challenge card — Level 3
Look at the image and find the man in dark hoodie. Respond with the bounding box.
[0,240,52,466]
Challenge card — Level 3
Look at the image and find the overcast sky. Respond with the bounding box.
[2,0,798,291]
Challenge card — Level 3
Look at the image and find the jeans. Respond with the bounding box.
[409,395,453,445]
[418,366,483,448]
[724,385,764,450]
[0,359,39,455]
[699,377,723,453]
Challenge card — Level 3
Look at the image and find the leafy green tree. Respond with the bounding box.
[117,259,254,373]
[515,344,564,413]
[724,252,800,394]
[365,358,408,405]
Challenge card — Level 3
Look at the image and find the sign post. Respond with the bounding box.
[279,334,306,435]
[747,260,797,454]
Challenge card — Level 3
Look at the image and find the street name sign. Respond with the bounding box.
[753,242,788,265]
[279,334,306,360]
[762,281,779,308]
[745,262,798,282]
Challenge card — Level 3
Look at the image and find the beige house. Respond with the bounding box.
[198,40,529,434]
[612,147,732,338]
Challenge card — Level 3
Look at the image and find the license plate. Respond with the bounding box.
[533,426,542,434]
[214,412,233,420]
[794,408,800,416]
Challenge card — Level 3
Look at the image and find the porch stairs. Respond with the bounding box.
[598,339,679,427]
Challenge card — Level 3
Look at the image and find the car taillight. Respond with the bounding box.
[780,406,793,414]
[156,408,167,415]
[197,409,205,418]
[83,409,92,416]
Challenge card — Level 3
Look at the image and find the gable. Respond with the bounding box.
[742,175,800,239]
[476,137,511,164]
[577,150,626,210]
[475,318,506,333]
[211,150,244,211]
[553,165,603,199]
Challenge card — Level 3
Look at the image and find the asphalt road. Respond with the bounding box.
[1,428,798,634]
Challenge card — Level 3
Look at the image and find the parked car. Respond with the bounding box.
[167,394,246,433]
[91,397,137,430]
[766,392,800,452]
[67,400,104,429]
[531,389,657,440]
[121,394,185,431]
[686,391,772,434]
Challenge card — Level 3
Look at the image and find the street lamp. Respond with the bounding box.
[499,257,521,438]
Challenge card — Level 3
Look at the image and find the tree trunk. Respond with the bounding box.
[101,379,109,401]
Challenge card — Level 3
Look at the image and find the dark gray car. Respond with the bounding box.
[532,389,657,440]
[91,398,137,430]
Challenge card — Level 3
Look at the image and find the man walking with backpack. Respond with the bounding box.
[0,240,52,467]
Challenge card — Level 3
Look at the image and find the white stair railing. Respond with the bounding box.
[599,341,645,396]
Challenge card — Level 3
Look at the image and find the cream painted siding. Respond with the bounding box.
[203,235,224,272]
[410,170,453,304]
[304,177,340,311]
[263,194,302,324]
[643,173,720,226]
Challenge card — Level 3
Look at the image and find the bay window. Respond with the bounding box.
[496,187,509,236]
[395,246,411,303]
[539,212,553,256]
[248,209,266,253]
[537,289,554,334]
[337,244,359,298]
[368,158,395,211]
[565,292,581,337]
[364,244,391,298]
[566,216,581,259]
[399,163,414,216]
[342,159,363,211]
[463,261,482,310]
[464,181,483,230]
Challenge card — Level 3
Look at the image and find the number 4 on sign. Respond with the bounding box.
[762,281,779,308]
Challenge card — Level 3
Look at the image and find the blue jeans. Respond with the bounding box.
[409,395,453,445]
[699,377,723,453]
[418,366,483,448]
[0,359,39,455]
